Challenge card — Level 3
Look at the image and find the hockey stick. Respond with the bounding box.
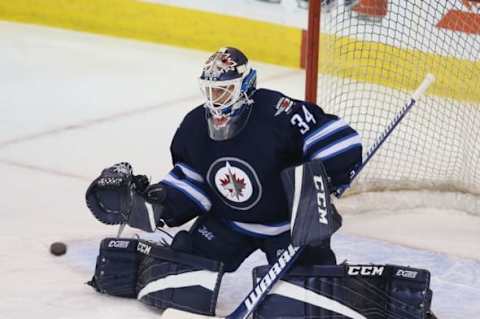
[116,223,126,238]
[164,74,436,319]
[335,73,436,197]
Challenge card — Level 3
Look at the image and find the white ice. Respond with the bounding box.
[0,22,479,319]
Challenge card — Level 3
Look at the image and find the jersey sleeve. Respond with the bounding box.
[284,100,363,190]
[157,121,212,223]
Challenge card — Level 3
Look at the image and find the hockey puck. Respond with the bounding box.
[50,242,67,256]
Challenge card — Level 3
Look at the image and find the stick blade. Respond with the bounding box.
[162,308,221,318]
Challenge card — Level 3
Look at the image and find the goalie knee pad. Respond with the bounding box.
[136,241,224,316]
[252,264,433,319]
[88,238,140,298]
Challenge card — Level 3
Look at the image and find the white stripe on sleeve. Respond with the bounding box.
[311,134,361,161]
[176,163,204,183]
[303,119,348,153]
[163,173,211,211]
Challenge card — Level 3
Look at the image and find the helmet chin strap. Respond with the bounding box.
[243,91,254,105]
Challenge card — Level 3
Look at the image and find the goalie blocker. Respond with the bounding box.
[281,158,342,247]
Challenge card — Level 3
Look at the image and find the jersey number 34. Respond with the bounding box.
[290,105,316,134]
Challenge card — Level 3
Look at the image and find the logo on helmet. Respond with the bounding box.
[207,157,262,210]
[203,52,238,79]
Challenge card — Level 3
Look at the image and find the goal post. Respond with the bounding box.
[305,0,480,201]
[304,0,321,103]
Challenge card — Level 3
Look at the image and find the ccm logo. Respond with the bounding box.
[313,175,328,224]
[137,242,152,255]
[396,269,418,279]
[108,240,130,248]
[348,265,385,276]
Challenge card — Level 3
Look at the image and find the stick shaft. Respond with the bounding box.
[336,74,435,197]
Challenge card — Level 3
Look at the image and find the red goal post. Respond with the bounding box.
[304,0,321,103]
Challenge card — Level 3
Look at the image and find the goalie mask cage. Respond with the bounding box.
[305,0,480,207]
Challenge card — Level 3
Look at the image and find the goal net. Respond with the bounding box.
[311,0,480,201]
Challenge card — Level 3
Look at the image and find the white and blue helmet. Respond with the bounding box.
[199,47,257,141]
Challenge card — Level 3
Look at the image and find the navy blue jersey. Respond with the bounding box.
[159,89,362,236]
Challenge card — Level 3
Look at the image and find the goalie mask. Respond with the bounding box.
[199,47,257,141]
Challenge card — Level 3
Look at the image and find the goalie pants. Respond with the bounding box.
[171,214,337,272]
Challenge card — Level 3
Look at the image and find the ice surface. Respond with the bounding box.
[0,22,478,318]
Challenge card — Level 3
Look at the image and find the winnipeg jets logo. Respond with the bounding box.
[207,157,262,210]
[274,97,294,116]
[203,52,238,79]
[219,161,248,201]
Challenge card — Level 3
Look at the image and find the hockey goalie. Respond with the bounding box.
[85,47,434,318]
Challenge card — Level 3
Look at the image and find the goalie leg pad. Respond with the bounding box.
[88,238,140,298]
[252,264,432,319]
[136,241,224,316]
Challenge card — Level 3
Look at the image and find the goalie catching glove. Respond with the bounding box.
[85,162,167,232]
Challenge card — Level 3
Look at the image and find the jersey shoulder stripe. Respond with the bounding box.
[309,133,362,161]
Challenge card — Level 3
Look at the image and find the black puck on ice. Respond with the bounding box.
[50,242,67,256]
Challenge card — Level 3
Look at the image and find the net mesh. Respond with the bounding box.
[317,0,480,196]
